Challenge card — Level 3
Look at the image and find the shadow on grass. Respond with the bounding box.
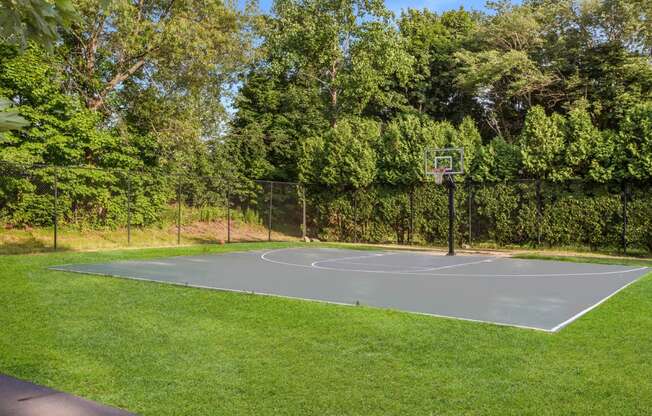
[0,235,71,255]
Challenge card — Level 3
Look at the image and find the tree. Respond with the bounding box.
[266,0,412,127]
[0,0,77,50]
[0,45,160,168]
[1,0,78,135]
[62,0,253,113]
[471,136,521,182]
[518,105,566,180]
[228,67,329,181]
[377,114,434,185]
[398,8,480,122]
[616,102,652,181]
[563,104,601,179]
[450,116,482,174]
[299,117,379,189]
[454,2,558,137]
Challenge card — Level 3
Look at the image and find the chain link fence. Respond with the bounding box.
[0,162,305,254]
[2,161,650,255]
[306,179,652,255]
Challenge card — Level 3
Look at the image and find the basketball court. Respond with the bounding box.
[51,247,648,332]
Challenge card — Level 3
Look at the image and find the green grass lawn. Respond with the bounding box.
[1,242,651,415]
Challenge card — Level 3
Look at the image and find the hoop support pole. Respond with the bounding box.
[447,175,456,256]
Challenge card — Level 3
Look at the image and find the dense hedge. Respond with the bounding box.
[307,180,652,254]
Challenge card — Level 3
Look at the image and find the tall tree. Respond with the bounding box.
[398,8,480,123]
[266,0,412,127]
[0,0,78,135]
[63,0,253,112]
[0,0,78,49]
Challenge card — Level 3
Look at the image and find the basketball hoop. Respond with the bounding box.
[432,167,447,185]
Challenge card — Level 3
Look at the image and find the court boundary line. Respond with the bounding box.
[549,273,648,332]
[260,248,647,278]
[48,266,554,333]
[49,248,650,333]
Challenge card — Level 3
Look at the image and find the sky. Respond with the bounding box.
[256,0,503,15]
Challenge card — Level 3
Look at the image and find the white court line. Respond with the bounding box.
[311,252,395,267]
[48,266,552,332]
[260,249,647,278]
[417,258,497,271]
[317,257,497,273]
[138,261,174,266]
[549,275,647,332]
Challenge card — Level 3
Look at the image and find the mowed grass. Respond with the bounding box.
[1,243,651,415]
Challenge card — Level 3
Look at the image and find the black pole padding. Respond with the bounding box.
[447,175,456,256]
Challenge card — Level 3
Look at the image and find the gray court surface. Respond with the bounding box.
[51,247,649,332]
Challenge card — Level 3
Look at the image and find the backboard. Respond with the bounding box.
[424,147,464,177]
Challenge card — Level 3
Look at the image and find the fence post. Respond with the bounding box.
[352,191,357,243]
[301,185,306,241]
[227,186,231,243]
[409,188,414,245]
[622,181,628,255]
[468,182,473,247]
[53,169,58,251]
[127,174,131,246]
[268,181,273,242]
[536,179,542,246]
[177,175,181,245]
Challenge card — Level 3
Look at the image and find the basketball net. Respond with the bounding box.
[432,167,447,185]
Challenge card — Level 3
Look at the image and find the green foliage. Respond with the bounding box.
[377,114,433,185]
[471,136,521,182]
[0,45,160,169]
[398,9,480,123]
[262,0,412,127]
[301,117,379,189]
[0,0,78,50]
[519,106,566,180]
[0,97,28,134]
[617,102,652,181]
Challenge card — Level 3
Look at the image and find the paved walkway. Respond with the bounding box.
[0,374,135,416]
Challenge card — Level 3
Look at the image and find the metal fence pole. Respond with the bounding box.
[622,181,628,255]
[447,177,456,256]
[177,175,181,245]
[352,191,357,243]
[536,179,542,246]
[302,185,306,241]
[268,182,273,242]
[409,188,414,245]
[468,182,473,247]
[227,186,231,243]
[53,169,58,251]
[127,175,131,246]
